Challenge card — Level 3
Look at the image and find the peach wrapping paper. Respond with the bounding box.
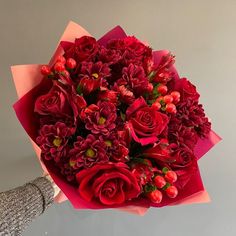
[11,21,221,215]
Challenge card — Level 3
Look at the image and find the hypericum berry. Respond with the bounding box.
[54,62,65,72]
[157,85,168,95]
[154,175,166,188]
[147,190,163,203]
[152,101,161,110]
[40,65,51,76]
[166,186,178,198]
[163,95,173,104]
[165,171,177,183]
[66,58,77,69]
[165,103,176,114]
[170,91,180,103]
[56,55,66,64]
[156,96,164,103]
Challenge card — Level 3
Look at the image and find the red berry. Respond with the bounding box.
[66,58,77,69]
[154,175,166,188]
[152,101,161,110]
[147,190,163,203]
[147,83,154,93]
[166,186,178,198]
[163,95,173,104]
[165,103,176,113]
[170,91,180,103]
[56,55,66,64]
[156,96,164,102]
[157,85,168,95]
[54,62,65,72]
[165,171,177,183]
[40,65,51,76]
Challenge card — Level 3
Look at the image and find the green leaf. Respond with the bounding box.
[120,111,126,121]
[162,182,171,191]
[148,71,157,80]
[76,85,83,95]
[144,184,157,193]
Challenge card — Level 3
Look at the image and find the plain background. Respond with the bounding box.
[0,0,235,235]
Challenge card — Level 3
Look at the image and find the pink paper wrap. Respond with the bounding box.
[11,21,221,215]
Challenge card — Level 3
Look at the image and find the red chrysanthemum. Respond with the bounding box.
[69,134,108,169]
[99,131,129,162]
[84,101,117,135]
[36,122,74,162]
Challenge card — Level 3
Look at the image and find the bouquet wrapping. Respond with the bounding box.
[11,22,221,215]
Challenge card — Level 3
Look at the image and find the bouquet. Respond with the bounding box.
[12,21,221,215]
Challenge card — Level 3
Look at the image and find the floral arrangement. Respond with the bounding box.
[12,22,221,214]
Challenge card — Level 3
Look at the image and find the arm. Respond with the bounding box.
[0,177,54,235]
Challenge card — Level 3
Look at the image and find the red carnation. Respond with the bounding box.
[85,101,117,135]
[36,122,74,162]
[76,162,141,205]
[107,36,152,66]
[176,100,211,138]
[168,117,199,149]
[69,134,108,169]
[123,36,152,62]
[98,46,122,65]
[116,63,150,97]
[126,97,169,145]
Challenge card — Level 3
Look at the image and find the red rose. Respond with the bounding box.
[34,82,72,117]
[126,97,169,145]
[169,147,198,189]
[171,147,197,169]
[174,78,200,101]
[34,81,85,124]
[76,162,141,206]
[63,36,98,62]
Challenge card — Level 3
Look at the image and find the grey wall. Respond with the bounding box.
[0,0,234,235]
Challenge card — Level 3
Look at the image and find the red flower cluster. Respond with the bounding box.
[35,35,211,206]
